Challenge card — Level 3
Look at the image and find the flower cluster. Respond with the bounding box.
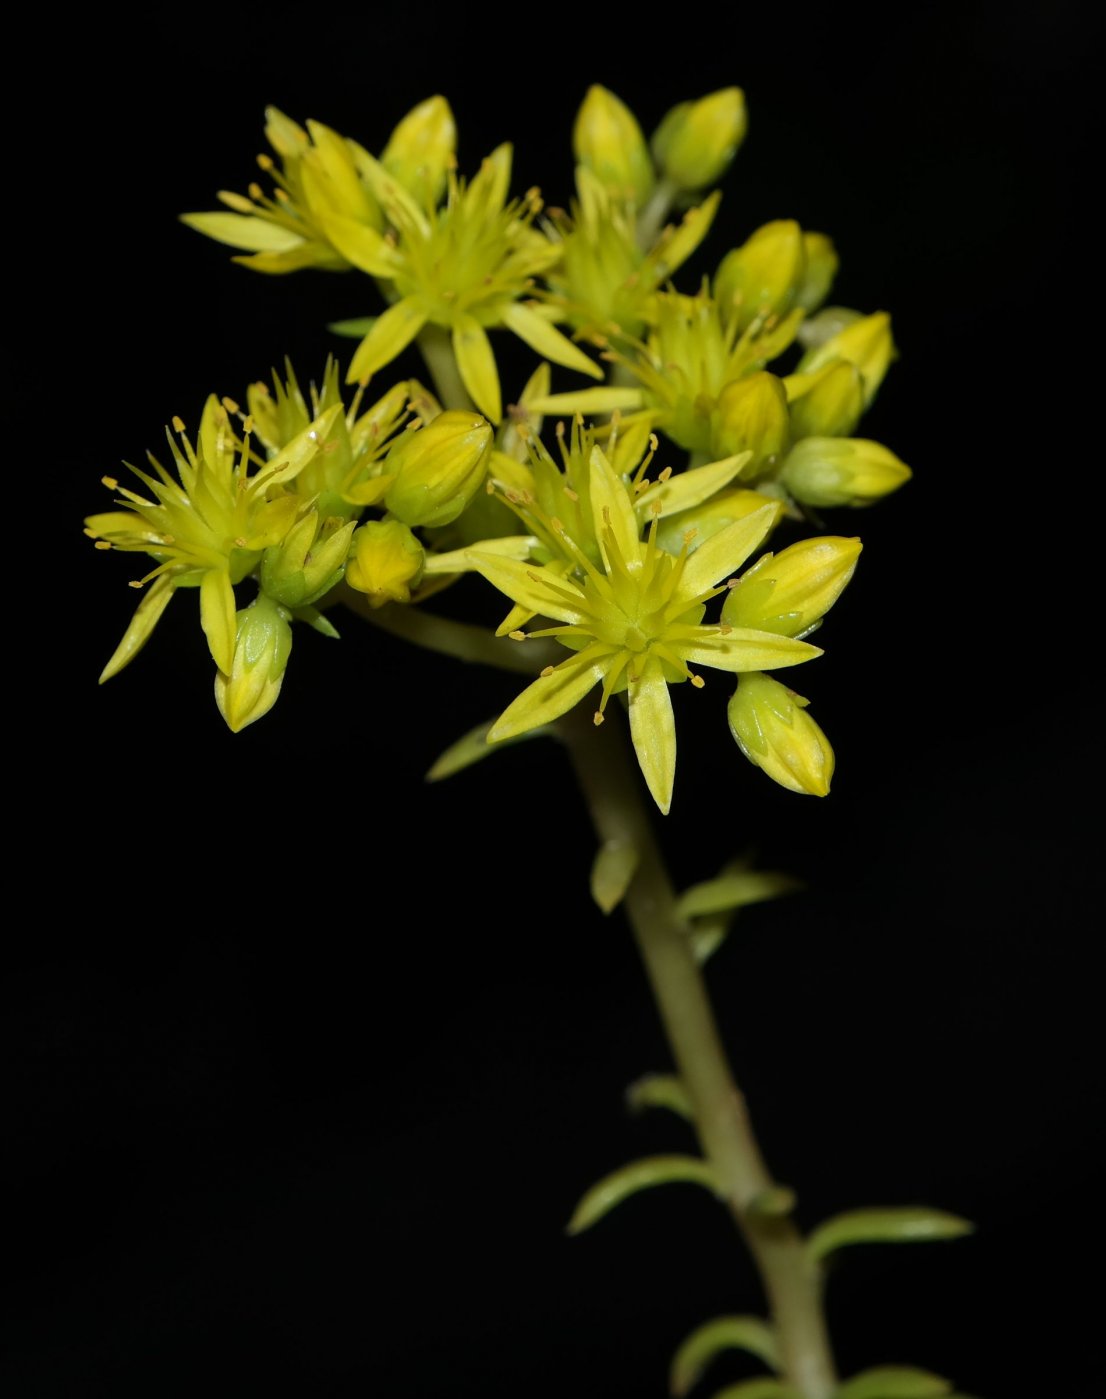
[88,83,910,807]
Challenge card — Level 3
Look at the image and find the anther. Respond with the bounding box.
[508,630,528,641]
[541,666,555,678]
[690,674,705,689]
[658,466,672,483]
[222,396,240,414]
[172,416,186,433]
[593,710,605,726]
[101,475,119,490]
[94,541,112,550]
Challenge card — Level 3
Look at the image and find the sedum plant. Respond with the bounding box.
[84,83,974,1398]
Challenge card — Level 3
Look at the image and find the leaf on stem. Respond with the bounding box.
[745,1186,797,1219]
[669,1315,781,1395]
[425,719,551,781]
[328,316,378,338]
[835,1366,952,1398]
[708,1381,803,1399]
[566,1155,720,1235]
[626,1073,694,1122]
[591,838,640,913]
[807,1207,975,1265]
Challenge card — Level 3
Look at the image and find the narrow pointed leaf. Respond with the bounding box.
[291,605,340,639]
[670,1315,780,1395]
[567,1154,719,1235]
[328,316,378,338]
[426,719,551,781]
[836,1366,952,1398]
[808,1208,974,1265]
[590,838,640,914]
[677,871,801,920]
[626,1073,693,1121]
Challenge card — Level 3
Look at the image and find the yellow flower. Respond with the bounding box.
[467,445,821,813]
[85,396,336,680]
[544,167,719,342]
[341,145,603,422]
[180,99,456,274]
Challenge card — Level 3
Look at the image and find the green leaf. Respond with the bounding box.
[290,605,340,639]
[591,838,640,914]
[566,1155,719,1235]
[689,916,729,965]
[836,1366,951,1398]
[807,1208,975,1265]
[328,316,378,338]
[626,1073,693,1122]
[676,870,802,921]
[425,720,550,782]
[670,1315,780,1395]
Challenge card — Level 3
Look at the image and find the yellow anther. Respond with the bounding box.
[171,416,186,432]
[256,153,274,170]
[718,623,733,635]
[690,674,705,689]
[222,396,240,414]
[248,182,265,201]
[242,415,254,434]
[234,536,248,548]
[509,629,528,641]
[128,580,143,588]
[541,665,555,678]
[593,710,605,726]
[101,475,119,490]
[658,466,672,482]
[563,487,579,502]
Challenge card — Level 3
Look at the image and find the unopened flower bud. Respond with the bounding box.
[345,519,425,607]
[710,372,790,476]
[384,411,493,528]
[715,220,805,331]
[728,672,834,796]
[651,87,747,192]
[573,85,655,205]
[779,437,911,508]
[214,593,293,734]
[797,310,895,408]
[722,537,862,637]
[785,360,864,439]
[796,232,839,313]
[381,95,456,207]
[260,508,356,608]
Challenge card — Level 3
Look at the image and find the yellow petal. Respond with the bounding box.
[628,656,677,814]
[678,503,781,598]
[347,298,428,384]
[489,644,611,740]
[452,315,502,423]
[467,552,588,624]
[501,302,603,380]
[635,451,752,519]
[179,212,305,253]
[588,445,641,572]
[528,387,645,416]
[668,626,821,674]
[200,568,237,675]
[98,574,176,683]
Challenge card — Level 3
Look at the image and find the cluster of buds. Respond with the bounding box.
[88,83,910,806]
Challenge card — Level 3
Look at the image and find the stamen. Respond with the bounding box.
[541,666,555,678]
[690,674,705,689]
[256,154,274,171]
[221,396,240,414]
[658,466,672,483]
[171,417,186,433]
[101,475,119,490]
[94,541,112,550]
[508,630,528,641]
[593,710,605,726]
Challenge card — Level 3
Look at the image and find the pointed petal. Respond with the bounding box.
[488,644,611,740]
[423,535,537,574]
[528,387,645,416]
[678,502,781,597]
[669,626,821,673]
[629,657,677,813]
[200,568,237,675]
[467,552,588,623]
[180,212,305,253]
[310,211,401,277]
[636,451,752,519]
[98,574,176,682]
[589,444,642,569]
[452,315,502,423]
[347,298,428,383]
[647,190,721,277]
[501,302,603,379]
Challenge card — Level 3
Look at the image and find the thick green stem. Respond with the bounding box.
[557,705,837,1399]
[417,325,476,412]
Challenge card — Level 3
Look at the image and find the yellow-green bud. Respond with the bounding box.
[381,95,456,208]
[214,593,293,734]
[573,85,655,205]
[779,437,911,508]
[345,519,425,607]
[785,361,864,439]
[384,411,493,528]
[715,220,805,331]
[722,537,862,637]
[728,673,834,796]
[710,372,790,476]
[260,508,356,608]
[651,87,747,192]
[796,232,839,313]
[797,310,895,408]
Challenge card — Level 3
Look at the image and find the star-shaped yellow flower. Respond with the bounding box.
[467,444,821,812]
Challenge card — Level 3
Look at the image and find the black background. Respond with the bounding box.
[13,3,1096,1396]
